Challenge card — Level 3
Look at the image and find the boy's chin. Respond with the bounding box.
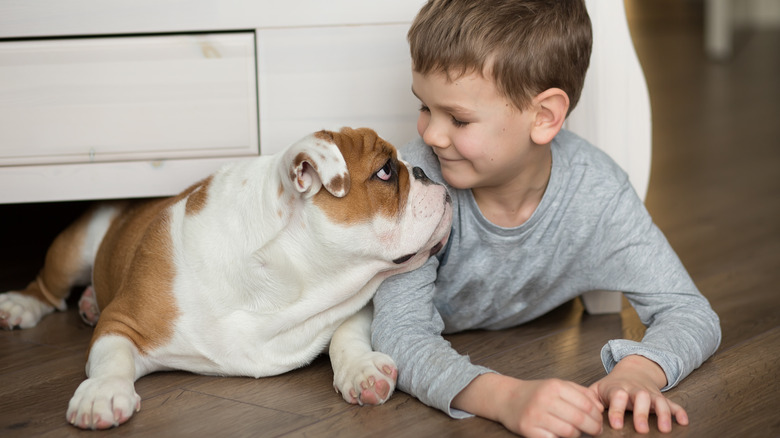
[440,174,474,190]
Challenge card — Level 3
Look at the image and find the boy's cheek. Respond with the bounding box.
[416,113,430,137]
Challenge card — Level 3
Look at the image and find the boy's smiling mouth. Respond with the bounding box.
[433,151,463,163]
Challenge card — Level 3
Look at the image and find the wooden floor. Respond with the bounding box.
[2,2,779,437]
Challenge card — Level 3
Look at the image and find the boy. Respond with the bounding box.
[369,0,721,437]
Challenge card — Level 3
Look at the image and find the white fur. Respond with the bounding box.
[0,292,54,329]
[67,335,142,429]
[330,305,397,405]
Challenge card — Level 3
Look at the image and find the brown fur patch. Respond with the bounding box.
[326,173,348,196]
[313,130,335,143]
[184,175,213,216]
[89,189,194,354]
[20,204,121,308]
[313,127,409,224]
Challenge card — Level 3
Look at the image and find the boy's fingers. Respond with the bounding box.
[669,399,689,426]
[551,399,603,437]
[547,414,593,438]
[631,390,651,434]
[568,384,605,419]
[606,389,628,430]
[582,385,605,411]
[651,395,673,433]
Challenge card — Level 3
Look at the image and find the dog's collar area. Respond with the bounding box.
[392,253,415,264]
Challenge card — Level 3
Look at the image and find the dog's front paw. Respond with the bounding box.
[0,292,55,330]
[333,351,397,406]
[67,376,141,430]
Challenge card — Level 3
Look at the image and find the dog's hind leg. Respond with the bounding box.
[0,203,123,330]
[330,304,398,406]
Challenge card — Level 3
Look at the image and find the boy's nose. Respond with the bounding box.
[421,121,448,150]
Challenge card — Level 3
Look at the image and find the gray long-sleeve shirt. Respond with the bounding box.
[371,129,721,418]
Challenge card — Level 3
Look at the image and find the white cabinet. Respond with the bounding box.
[255,24,418,156]
[0,33,258,167]
[0,0,424,203]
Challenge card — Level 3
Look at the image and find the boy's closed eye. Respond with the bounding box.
[450,117,469,128]
[418,104,470,128]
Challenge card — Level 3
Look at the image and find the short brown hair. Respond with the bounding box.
[408,0,592,113]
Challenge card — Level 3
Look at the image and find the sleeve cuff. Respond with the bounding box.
[441,366,496,419]
[600,339,685,391]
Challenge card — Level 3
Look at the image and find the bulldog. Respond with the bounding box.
[0,127,452,430]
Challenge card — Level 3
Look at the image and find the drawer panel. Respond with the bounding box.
[0,32,258,166]
[256,23,418,155]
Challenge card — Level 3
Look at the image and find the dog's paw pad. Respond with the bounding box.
[334,352,397,406]
[67,376,140,430]
[77,286,100,326]
[359,376,394,405]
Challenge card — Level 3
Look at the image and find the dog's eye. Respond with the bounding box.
[375,161,393,181]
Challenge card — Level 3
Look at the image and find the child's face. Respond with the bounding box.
[412,70,538,191]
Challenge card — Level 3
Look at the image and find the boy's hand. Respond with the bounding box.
[453,373,604,438]
[589,355,689,434]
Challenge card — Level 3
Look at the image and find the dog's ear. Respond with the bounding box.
[282,131,351,198]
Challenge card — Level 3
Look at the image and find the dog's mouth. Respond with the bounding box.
[429,234,448,256]
[392,253,415,264]
[392,232,449,265]
[392,195,452,265]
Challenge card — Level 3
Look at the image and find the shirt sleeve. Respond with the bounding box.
[371,256,494,418]
[593,182,722,390]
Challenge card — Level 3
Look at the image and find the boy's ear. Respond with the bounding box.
[530,88,570,145]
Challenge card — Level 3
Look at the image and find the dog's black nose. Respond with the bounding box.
[413,166,431,183]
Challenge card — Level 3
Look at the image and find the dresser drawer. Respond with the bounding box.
[0,32,258,166]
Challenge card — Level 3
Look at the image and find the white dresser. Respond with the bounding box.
[0,0,425,203]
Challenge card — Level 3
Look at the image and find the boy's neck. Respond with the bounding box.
[472,146,552,228]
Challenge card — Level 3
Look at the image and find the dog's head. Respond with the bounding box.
[282,127,452,274]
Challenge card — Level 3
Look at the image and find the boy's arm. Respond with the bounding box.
[372,257,605,438]
[371,256,492,418]
[454,373,604,437]
[592,182,722,388]
[589,182,721,431]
